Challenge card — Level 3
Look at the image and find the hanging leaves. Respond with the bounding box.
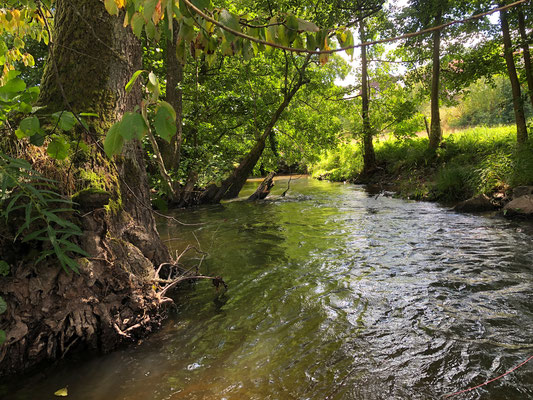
[104,0,119,16]
[154,101,177,142]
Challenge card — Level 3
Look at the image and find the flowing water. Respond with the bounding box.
[3,177,533,399]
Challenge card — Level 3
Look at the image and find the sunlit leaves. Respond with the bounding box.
[125,69,146,92]
[54,388,68,397]
[52,111,77,131]
[104,122,124,158]
[104,111,147,157]
[47,135,70,160]
[154,101,177,142]
[131,13,144,38]
[120,111,147,140]
[17,116,40,138]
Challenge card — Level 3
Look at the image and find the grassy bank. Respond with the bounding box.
[310,126,533,202]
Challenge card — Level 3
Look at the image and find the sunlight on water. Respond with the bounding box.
[3,177,533,400]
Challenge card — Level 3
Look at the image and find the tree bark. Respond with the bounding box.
[163,21,184,172]
[0,0,170,376]
[500,7,528,144]
[518,7,533,110]
[428,8,442,152]
[360,20,376,174]
[248,172,276,201]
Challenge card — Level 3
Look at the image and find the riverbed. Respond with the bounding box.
[3,177,533,399]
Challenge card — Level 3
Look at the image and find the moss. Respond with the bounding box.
[105,197,123,216]
[79,170,107,191]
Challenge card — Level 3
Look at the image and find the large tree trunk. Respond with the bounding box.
[500,7,528,145]
[428,9,442,152]
[518,7,533,110]
[360,20,376,174]
[0,0,170,376]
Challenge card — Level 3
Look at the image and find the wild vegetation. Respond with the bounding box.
[0,0,532,377]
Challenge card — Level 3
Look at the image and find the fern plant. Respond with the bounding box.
[0,153,88,273]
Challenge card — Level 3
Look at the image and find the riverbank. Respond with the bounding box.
[310,126,533,209]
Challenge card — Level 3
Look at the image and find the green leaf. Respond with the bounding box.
[145,20,156,40]
[286,15,299,43]
[29,131,46,146]
[21,228,47,243]
[0,330,5,346]
[118,112,147,140]
[52,111,77,131]
[219,9,240,41]
[179,0,192,17]
[277,25,290,47]
[297,18,319,33]
[0,296,6,314]
[306,33,317,51]
[18,116,40,137]
[154,102,177,142]
[125,70,145,92]
[104,122,124,158]
[0,261,9,276]
[131,12,144,39]
[344,30,354,58]
[47,136,70,160]
[104,0,118,16]
[143,0,158,21]
[266,17,277,44]
[0,77,26,101]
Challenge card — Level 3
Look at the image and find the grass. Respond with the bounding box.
[309,126,533,202]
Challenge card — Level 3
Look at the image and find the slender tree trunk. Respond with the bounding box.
[500,8,528,144]
[360,20,376,174]
[1,0,170,376]
[428,9,442,152]
[518,7,533,110]
[163,21,184,172]
[198,56,311,204]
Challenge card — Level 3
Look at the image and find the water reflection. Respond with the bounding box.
[3,177,533,399]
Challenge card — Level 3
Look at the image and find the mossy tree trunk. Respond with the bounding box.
[0,0,170,376]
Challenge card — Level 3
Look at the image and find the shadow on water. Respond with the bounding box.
[2,177,533,399]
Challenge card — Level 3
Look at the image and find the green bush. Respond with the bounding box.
[310,125,533,202]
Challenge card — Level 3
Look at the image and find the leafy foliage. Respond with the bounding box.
[0,153,89,273]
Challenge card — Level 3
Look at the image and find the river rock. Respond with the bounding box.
[503,195,533,218]
[454,194,496,213]
[512,186,533,199]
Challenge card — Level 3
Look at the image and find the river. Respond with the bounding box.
[3,177,533,399]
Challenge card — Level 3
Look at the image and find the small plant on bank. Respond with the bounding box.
[0,153,89,273]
